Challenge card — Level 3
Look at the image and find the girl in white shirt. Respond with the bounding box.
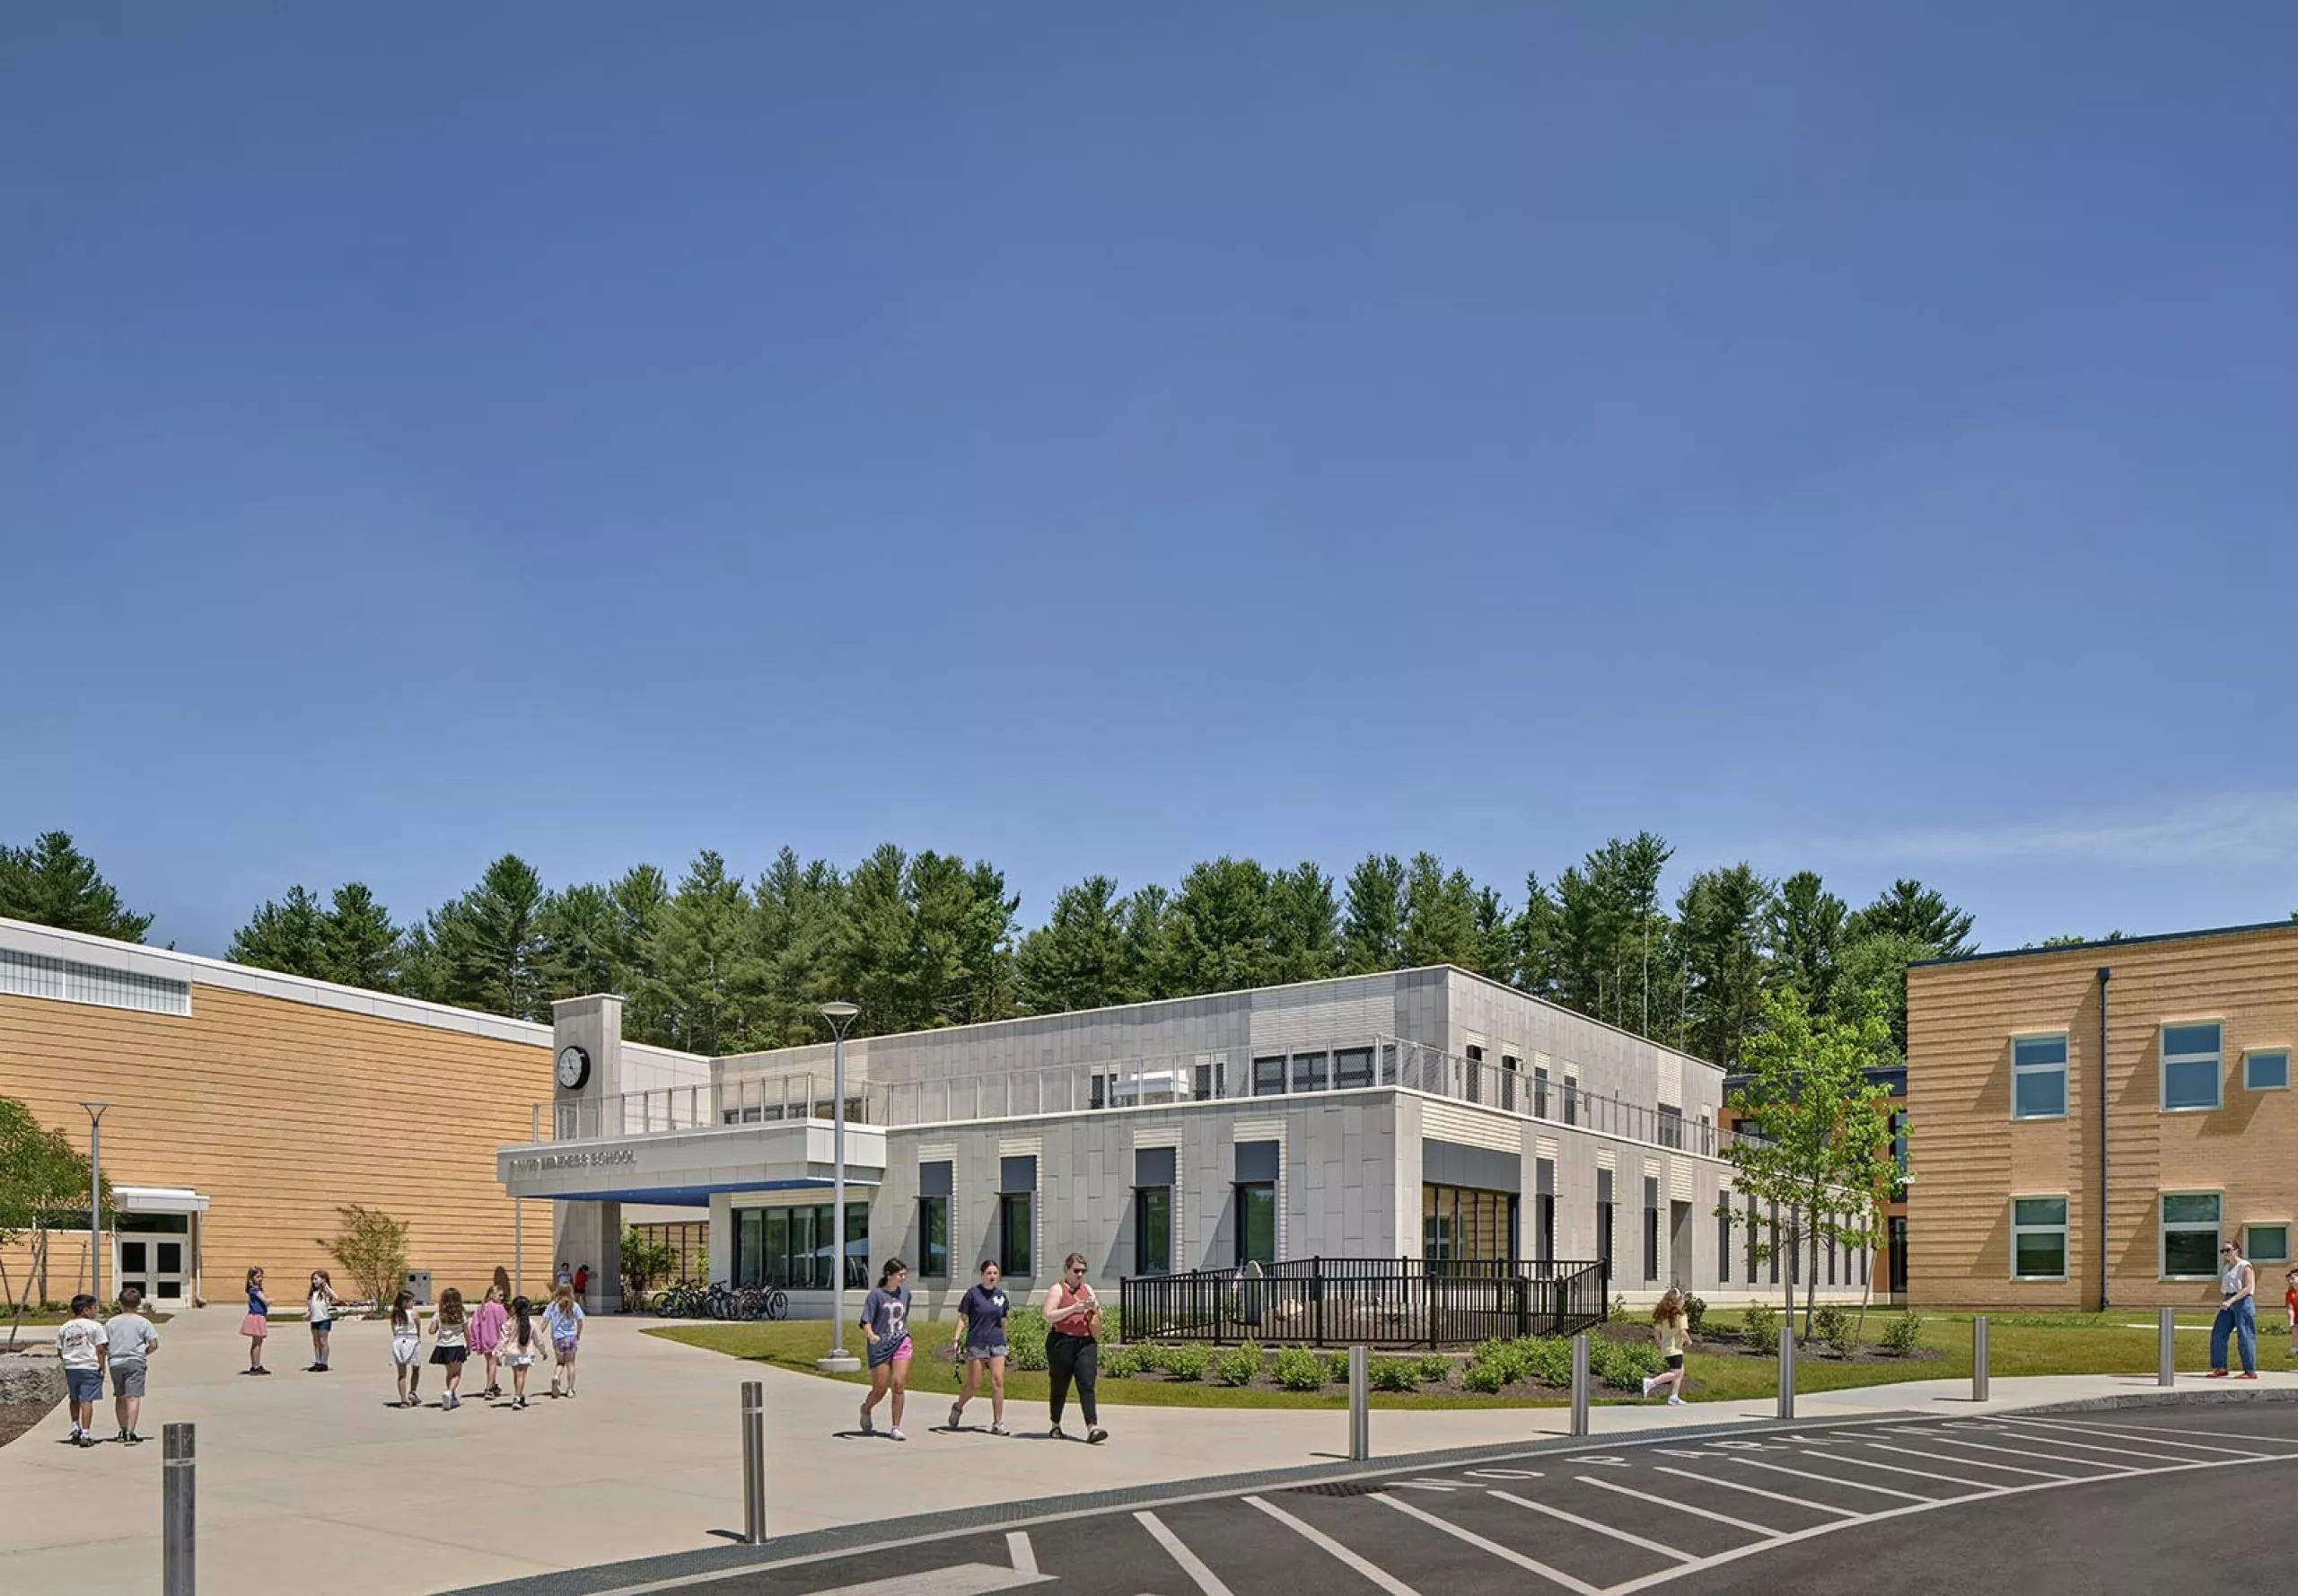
[307,1269,341,1372]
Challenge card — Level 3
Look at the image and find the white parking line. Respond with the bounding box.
[1650,1466,1862,1520]
[1885,1429,2142,1471]
[1574,1475,1783,1538]
[1971,1423,2217,1465]
[1732,1456,1939,1502]
[1812,1449,2004,1491]
[1857,1441,2079,1481]
[1242,1496,1424,1596]
[1372,1493,1603,1596]
[1135,1512,1234,1596]
[2006,1416,2274,1457]
[1005,1532,1038,1575]
[1488,1490,1694,1563]
[805,1566,1052,1596]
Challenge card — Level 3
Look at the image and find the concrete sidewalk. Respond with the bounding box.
[4,1306,2293,1596]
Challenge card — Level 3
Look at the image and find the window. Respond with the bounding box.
[1642,1177,1660,1283]
[2162,1022,2223,1111]
[998,1153,1037,1277]
[1889,1216,1908,1296]
[1335,1047,1374,1089]
[1745,1194,1759,1281]
[918,1197,950,1278]
[1717,1204,1732,1284]
[1237,1183,1276,1266]
[918,1160,953,1279]
[1596,1170,1615,1278]
[1135,1186,1172,1275]
[1252,1056,1287,1097]
[1563,1070,1580,1127]
[2248,1223,2293,1266]
[1534,1159,1557,1271]
[998,1193,1034,1277]
[1890,1110,1909,1197]
[1531,1063,1549,1118]
[1193,1057,1227,1099]
[1291,1051,1329,1092]
[1656,1104,1684,1150]
[733,1202,870,1291]
[1379,1044,1398,1085]
[2012,1034,2069,1118]
[1464,1044,1485,1105]
[1501,1054,1521,1112]
[2246,1048,2291,1092]
[1425,1184,1516,1269]
[2161,1192,2222,1279]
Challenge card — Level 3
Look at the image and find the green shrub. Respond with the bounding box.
[1325,1351,1354,1385]
[1153,1342,1212,1381]
[1100,1344,1147,1379]
[1468,1337,1529,1386]
[1739,1302,1777,1350]
[1611,1293,1629,1320]
[1368,1355,1423,1392]
[1274,1347,1329,1391]
[1215,1340,1263,1387]
[1006,1306,1049,1370]
[1415,1353,1453,1387]
[1881,1312,1923,1355]
[1812,1304,1854,1353]
[1523,1336,1575,1388]
[1684,1294,1708,1335]
[1591,1338,1663,1390]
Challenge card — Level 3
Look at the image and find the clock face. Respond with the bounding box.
[555,1045,592,1091]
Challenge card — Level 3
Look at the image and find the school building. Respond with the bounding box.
[0,916,705,1311]
[504,966,1878,1317]
[1905,918,2298,1310]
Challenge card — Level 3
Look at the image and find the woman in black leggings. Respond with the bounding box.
[1041,1252,1108,1443]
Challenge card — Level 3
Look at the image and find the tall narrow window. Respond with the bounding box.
[1464,1044,1485,1105]
[1717,1204,1732,1284]
[1889,1216,1908,1296]
[1531,1063,1550,1118]
[1236,1139,1280,1266]
[917,1159,953,1280]
[1134,1146,1176,1276]
[1768,1202,1781,1285]
[1745,1194,1759,1280]
[1643,1177,1660,1282]
[2162,1023,2223,1111]
[1534,1159,1556,1273]
[1595,1170,1615,1280]
[1501,1054,1521,1113]
[998,1154,1037,1278]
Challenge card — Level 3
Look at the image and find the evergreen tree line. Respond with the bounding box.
[4,829,1990,1069]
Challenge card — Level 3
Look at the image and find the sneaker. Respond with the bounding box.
[1087,1426,1108,1444]
[949,1402,965,1431]
[859,1402,875,1437]
[1641,1376,1656,1398]
[127,1432,145,1444]
[444,1393,460,1410]
[116,1429,130,1443]
[1048,1425,1067,1441]
[1666,1395,1685,1407]
[890,1427,908,1442]
[989,1422,1012,1436]
[513,1397,527,1410]
[76,1434,96,1449]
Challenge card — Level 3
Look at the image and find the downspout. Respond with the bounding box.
[2097,965,2112,1313]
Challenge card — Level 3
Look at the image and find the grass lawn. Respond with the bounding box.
[651,1306,2298,1409]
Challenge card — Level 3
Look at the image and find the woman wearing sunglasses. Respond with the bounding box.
[1040,1252,1108,1443]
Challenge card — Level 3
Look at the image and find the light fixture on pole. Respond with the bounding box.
[81,1102,109,1303]
[816,1001,863,1373]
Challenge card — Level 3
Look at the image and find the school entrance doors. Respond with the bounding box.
[110,1188,208,1305]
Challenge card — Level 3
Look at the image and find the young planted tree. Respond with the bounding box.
[1722,988,1896,1339]
[0,1098,110,1343]
[320,1204,411,1307]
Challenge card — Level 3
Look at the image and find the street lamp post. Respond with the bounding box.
[82,1103,109,1303]
[816,1002,862,1372]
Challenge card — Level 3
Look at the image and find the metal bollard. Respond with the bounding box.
[1972,1315,1989,1401]
[741,1380,767,1543]
[162,1422,195,1596]
[2159,1305,2176,1388]
[1347,1346,1370,1461]
[1570,1331,1591,1437]
[1777,1323,1796,1420]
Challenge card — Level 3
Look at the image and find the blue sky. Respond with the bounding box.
[4,4,2295,957]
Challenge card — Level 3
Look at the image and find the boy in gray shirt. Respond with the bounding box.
[105,1286,161,1444]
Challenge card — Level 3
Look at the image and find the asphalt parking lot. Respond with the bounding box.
[456,1403,2298,1596]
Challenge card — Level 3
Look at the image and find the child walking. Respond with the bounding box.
[390,1290,427,1407]
[1641,1287,1691,1406]
[241,1267,272,1374]
[470,1284,509,1400]
[430,1286,472,1409]
[496,1295,543,1408]
[544,1283,585,1398]
[306,1269,340,1372]
[2285,1269,2297,1358]
[56,1294,109,1447]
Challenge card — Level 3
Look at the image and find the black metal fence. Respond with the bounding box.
[1118,1257,1609,1348]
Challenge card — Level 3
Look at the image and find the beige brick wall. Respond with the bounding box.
[1,981,552,1307]
[1908,925,2298,1310]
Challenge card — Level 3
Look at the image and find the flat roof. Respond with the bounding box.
[1910,917,2298,970]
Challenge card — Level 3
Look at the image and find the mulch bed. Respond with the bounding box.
[0,1400,56,1451]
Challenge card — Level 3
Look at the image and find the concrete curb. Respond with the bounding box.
[2011,1385,2298,1414]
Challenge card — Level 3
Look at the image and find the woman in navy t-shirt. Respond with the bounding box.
[948,1259,1012,1434]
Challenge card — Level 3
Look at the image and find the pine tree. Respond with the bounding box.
[0,831,152,943]
[1016,876,1129,1015]
[229,885,331,977]
[320,883,401,989]
[1339,854,1407,973]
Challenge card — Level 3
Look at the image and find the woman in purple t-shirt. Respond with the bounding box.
[947,1259,1012,1435]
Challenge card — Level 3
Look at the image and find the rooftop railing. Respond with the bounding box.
[528,1037,1762,1161]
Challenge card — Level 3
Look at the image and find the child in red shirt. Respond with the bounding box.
[2284,1270,2297,1357]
